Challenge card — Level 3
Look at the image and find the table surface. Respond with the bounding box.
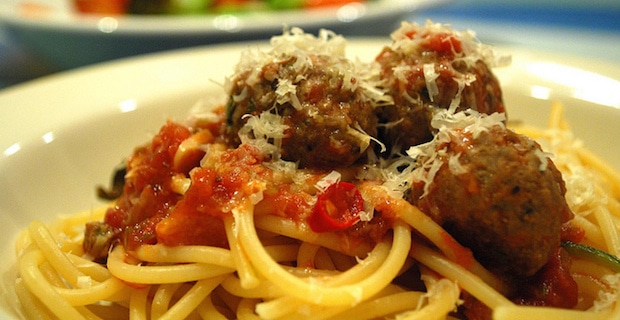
[1,0,619,90]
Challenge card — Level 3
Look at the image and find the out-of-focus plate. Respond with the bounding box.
[1,38,620,318]
[0,0,451,70]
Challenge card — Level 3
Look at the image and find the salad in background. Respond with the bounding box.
[74,0,368,15]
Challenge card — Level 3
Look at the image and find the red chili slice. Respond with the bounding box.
[308,182,364,233]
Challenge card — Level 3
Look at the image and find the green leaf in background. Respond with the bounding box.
[169,0,213,14]
[267,0,304,10]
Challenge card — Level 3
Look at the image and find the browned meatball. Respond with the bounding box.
[375,21,506,151]
[409,112,573,277]
[226,31,381,170]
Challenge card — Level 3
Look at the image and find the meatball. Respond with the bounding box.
[226,29,382,170]
[409,111,573,277]
[375,21,506,151]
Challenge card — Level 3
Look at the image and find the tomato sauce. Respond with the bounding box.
[254,186,313,220]
[103,121,191,250]
[156,142,271,248]
[464,248,580,320]
[515,248,579,308]
[422,33,463,56]
[403,30,463,57]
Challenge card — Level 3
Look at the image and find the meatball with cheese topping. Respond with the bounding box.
[375,21,507,151]
[408,110,573,277]
[225,28,385,170]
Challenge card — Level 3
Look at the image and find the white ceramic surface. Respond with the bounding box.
[1,39,620,318]
[0,0,449,34]
[0,0,451,70]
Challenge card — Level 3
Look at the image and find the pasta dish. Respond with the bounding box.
[12,21,620,320]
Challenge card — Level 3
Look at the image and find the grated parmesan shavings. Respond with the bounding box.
[407,109,507,197]
[591,273,620,312]
[388,20,511,110]
[423,63,440,102]
[389,20,511,69]
[228,26,390,113]
[238,112,288,160]
[315,170,342,193]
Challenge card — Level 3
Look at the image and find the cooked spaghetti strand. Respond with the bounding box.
[236,205,411,307]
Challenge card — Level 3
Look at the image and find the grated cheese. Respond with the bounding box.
[359,209,373,222]
[533,148,553,171]
[407,109,507,198]
[429,109,506,139]
[448,153,468,175]
[228,26,390,114]
[347,123,387,154]
[263,159,311,187]
[407,276,462,315]
[389,20,511,69]
[423,63,440,102]
[185,96,228,128]
[357,156,417,200]
[275,78,301,110]
[315,171,342,193]
[449,73,477,112]
[238,112,288,160]
[591,273,620,312]
[387,20,511,110]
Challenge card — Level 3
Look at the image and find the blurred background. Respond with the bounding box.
[0,0,618,89]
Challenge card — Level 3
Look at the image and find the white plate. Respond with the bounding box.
[1,39,620,318]
[0,0,450,70]
[0,0,448,34]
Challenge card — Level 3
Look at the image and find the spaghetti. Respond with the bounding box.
[12,22,620,320]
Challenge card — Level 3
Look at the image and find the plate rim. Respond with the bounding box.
[0,0,453,35]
